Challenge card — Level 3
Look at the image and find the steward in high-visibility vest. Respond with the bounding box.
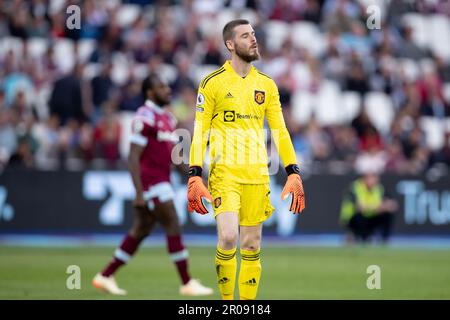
[340,174,397,243]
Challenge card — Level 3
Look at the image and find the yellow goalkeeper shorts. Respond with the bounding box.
[208,178,274,226]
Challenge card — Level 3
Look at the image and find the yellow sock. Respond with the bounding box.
[215,246,237,300]
[238,248,261,300]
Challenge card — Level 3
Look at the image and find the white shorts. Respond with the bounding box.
[142,182,175,210]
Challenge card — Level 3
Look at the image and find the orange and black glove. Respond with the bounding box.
[281,164,306,214]
[187,166,213,215]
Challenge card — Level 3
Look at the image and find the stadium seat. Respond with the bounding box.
[118,111,135,159]
[291,21,325,57]
[263,56,290,80]
[399,58,421,82]
[160,63,178,85]
[0,37,23,60]
[83,63,102,81]
[27,38,48,59]
[341,91,362,123]
[33,85,52,121]
[77,39,96,63]
[132,63,149,80]
[111,55,130,86]
[54,38,75,74]
[291,62,312,91]
[240,9,258,25]
[420,58,437,75]
[428,15,450,61]
[264,20,290,53]
[217,9,236,31]
[192,0,223,15]
[402,13,430,49]
[116,4,141,28]
[364,91,394,134]
[315,80,342,125]
[420,117,445,151]
[197,14,221,38]
[357,0,387,15]
[291,90,314,125]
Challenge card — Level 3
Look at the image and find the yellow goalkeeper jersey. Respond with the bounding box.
[189,60,297,184]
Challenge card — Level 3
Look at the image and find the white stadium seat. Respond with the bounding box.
[264,20,290,53]
[420,117,445,151]
[357,0,387,15]
[364,91,394,134]
[291,21,325,56]
[315,80,342,125]
[217,9,236,31]
[291,62,312,91]
[399,58,421,82]
[419,58,437,75]
[197,15,222,38]
[341,91,362,123]
[111,54,130,86]
[54,38,75,74]
[160,63,178,84]
[83,63,102,81]
[428,15,450,61]
[291,90,314,125]
[402,13,430,49]
[118,111,136,159]
[116,4,140,28]
[240,9,258,25]
[77,39,96,63]
[133,63,149,80]
[27,38,48,59]
[0,37,24,60]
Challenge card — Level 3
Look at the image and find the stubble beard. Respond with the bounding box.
[235,44,260,63]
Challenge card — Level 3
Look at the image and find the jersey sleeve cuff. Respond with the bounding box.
[130,134,148,146]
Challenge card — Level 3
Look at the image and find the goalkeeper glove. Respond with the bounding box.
[281,164,306,214]
[187,166,213,215]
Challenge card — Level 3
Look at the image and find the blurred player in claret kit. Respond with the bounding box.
[187,20,306,300]
[93,74,213,297]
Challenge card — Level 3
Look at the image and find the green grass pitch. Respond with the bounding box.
[0,245,449,299]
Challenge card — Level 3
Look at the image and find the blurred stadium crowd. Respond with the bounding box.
[1,0,450,175]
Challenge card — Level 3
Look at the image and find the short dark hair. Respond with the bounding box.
[222,19,250,49]
[141,73,160,98]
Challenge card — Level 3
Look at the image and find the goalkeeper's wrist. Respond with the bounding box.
[285,164,300,176]
[188,166,202,177]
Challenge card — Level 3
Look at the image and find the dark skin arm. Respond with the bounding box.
[128,143,145,208]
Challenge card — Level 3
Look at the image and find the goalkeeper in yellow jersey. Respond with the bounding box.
[187,19,306,300]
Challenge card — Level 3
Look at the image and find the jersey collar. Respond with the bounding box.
[145,99,164,115]
[224,60,255,79]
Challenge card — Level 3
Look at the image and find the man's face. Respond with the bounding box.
[229,24,260,63]
[151,79,172,106]
[364,173,379,188]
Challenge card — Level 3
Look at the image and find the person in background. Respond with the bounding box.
[340,171,398,244]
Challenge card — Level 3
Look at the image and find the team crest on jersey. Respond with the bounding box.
[214,197,221,208]
[254,90,265,105]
